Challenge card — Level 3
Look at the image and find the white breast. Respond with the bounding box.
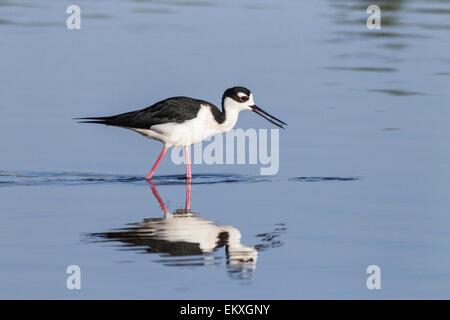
[136,216,228,253]
[131,104,224,147]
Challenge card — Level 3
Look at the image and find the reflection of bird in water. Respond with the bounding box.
[88,181,285,279]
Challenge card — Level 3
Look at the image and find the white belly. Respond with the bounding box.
[131,105,223,147]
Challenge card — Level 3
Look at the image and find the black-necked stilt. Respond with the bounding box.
[76,86,286,180]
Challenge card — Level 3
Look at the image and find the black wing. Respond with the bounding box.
[75,97,213,129]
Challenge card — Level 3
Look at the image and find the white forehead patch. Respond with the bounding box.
[248,93,255,105]
[237,92,248,98]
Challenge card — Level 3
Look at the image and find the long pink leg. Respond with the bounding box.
[185,179,191,211]
[184,146,192,179]
[149,183,170,215]
[145,145,168,180]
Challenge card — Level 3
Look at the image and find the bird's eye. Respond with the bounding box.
[240,96,249,102]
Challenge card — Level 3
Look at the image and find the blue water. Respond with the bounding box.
[1,0,449,299]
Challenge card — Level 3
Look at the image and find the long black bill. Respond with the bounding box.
[250,105,287,129]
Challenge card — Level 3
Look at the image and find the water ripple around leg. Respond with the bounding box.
[0,170,271,187]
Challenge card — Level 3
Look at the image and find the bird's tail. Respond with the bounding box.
[73,116,114,125]
[74,109,146,128]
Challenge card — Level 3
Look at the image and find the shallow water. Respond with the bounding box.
[0,0,449,299]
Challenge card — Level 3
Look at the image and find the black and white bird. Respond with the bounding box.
[76,86,286,180]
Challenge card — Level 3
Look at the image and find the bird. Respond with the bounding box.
[76,86,287,180]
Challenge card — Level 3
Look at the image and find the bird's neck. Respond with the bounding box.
[218,106,240,132]
[220,226,242,246]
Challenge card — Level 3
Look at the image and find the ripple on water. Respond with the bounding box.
[0,171,362,187]
[0,170,270,187]
[289,177,361,182]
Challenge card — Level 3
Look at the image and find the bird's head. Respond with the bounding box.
[222,86,287,129]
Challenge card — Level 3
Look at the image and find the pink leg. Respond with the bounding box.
[150,184,170,215]
[184,146,192,179]
[145,145,168,180]
[185,179,191,211]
